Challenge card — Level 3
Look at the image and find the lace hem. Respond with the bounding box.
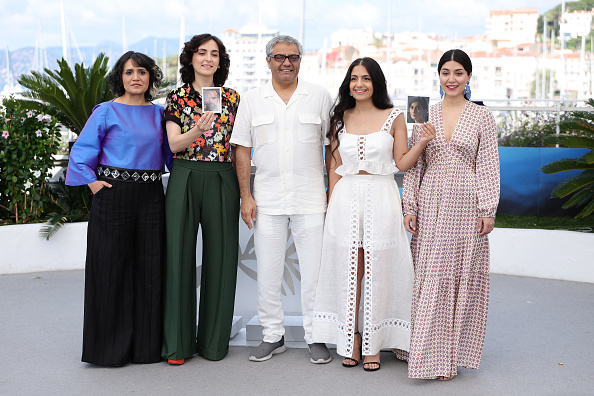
[313,312,411,333]
[335,162,398,176]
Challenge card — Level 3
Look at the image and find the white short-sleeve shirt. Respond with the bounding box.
[230,79,333,215]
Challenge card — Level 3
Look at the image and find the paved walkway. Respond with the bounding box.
[0,270,592,395]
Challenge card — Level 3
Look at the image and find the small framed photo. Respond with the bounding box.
[406,95,430,124]
[202,87,222,113]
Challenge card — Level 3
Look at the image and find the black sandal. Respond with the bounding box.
[342,332,361,367]
[363,361,381,372]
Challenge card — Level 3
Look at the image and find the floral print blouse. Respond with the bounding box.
[163,84,239,162]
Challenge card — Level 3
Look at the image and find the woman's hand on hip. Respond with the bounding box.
[88,180,112,194]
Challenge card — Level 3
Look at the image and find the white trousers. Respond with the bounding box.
[254,212,325,344]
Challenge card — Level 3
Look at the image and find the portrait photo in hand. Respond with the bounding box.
[407,95,429,124]
[203,87,222,113]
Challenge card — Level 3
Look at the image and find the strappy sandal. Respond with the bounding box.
[342,332,361,367]
[363,361,381,372]
[363,351,381,372]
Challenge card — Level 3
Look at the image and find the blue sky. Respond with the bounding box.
[0,0,562,51]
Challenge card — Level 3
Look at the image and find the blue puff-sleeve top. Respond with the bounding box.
[65,100,173,186]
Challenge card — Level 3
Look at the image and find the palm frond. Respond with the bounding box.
[39,213,68,240]
[16,54,113,134]
[551,170,594,198]
[541,158,594,174]
[576,198,594,218]
[561,186,594,209]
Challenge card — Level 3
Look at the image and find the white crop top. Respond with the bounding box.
[334,108,401,176]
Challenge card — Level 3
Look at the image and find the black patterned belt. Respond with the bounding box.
[97,165,162,183]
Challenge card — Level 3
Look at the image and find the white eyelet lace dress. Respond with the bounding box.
[312,108,414,357]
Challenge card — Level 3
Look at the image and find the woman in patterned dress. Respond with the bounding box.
[402,49,500,380]
[161,34,241,365]
[312,57,435,371]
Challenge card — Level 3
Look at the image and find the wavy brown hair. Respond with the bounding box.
[109,51,162,101]
[179,34,230,87]
[328,57,392,158]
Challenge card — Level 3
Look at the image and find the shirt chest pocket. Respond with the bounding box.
[252,114,275,145]
[298,114,321,144]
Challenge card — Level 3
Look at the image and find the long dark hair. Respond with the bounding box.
[109,51,162,101]
[328,57,392,157]
[438,49,473,100]
[179,34,230,86]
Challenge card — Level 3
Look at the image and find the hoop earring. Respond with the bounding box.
[464,82,471,99]
[439,86,444,99]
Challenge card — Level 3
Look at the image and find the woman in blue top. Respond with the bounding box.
[66,51,171,366]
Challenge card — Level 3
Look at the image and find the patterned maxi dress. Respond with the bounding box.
[402,101,500,378]
[313,108,414,358]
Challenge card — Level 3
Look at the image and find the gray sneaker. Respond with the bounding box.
[248,336,287,362]
[308,343,332,364]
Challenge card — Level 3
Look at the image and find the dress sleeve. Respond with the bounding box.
[65,104,107,186]
[402,123,425,216]
[476,108,500,218]
[158,105,174,172]
[163,89,184,128]
[226,88,240,128]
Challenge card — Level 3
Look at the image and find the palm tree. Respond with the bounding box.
[541,99,594,218]
[15,53,114,134]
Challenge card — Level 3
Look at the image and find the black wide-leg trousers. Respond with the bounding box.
[82,178,164,366]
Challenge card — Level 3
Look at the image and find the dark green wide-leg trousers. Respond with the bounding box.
[162,159,240,361]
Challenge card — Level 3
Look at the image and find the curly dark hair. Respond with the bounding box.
[328,57,392,157]
[179,34,230,86]
[109,51,163,102]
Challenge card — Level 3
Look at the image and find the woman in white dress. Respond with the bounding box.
[312,57,435,371]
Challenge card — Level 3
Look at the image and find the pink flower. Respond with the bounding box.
[2,130,9,139]
[36,130,43,137]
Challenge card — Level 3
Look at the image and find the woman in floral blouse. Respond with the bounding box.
[161,33,240,365]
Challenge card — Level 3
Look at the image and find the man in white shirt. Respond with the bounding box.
[230,35,333,364]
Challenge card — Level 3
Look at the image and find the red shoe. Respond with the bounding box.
[167,354,193,365]
[168,359,184,365]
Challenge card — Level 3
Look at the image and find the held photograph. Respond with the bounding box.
[406,95,429,124]
[203,87,222,113]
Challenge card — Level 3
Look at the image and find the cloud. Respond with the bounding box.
[0,0,567,51]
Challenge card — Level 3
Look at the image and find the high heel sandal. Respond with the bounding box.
[342,332,361,367]
[363,351,381,372]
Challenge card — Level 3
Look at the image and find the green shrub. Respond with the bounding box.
[0,97,61,223]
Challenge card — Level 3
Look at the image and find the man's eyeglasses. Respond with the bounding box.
[268,54,301,62]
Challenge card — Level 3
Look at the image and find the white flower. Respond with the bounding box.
[2,130,8,139]
[36,130,43,137]
[32,170,41,178]
[26,111,33,117]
